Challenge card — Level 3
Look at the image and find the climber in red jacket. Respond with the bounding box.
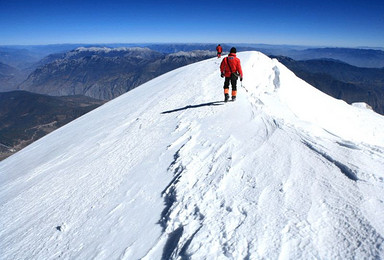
[220,47,243,102]
[216,44,223,58]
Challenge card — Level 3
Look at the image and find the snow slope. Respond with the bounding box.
[1,51,384,259]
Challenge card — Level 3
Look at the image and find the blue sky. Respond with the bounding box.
[1,0,383,47]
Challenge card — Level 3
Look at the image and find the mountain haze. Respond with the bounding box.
[287,48,384,68]
[0,62,26,92]
[1,52,383,259]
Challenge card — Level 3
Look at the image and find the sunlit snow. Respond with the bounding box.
[1,52,383,259]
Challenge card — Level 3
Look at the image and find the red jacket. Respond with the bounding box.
[216,45,222,53]
[220,53,243,78]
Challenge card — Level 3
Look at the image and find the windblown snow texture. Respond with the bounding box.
[1,52,384,259]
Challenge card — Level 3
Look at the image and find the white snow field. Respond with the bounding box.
[1,51,384,260]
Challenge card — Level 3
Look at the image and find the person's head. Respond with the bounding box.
[230,47,237,53]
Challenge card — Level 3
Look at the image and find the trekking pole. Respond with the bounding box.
[241,81,248,93]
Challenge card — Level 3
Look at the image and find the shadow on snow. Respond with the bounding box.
[161,101,225,114]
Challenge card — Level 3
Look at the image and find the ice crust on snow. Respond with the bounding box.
[1,51,384,259]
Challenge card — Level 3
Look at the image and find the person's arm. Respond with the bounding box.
[220,59,225,77]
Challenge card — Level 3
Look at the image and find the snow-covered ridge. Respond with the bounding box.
[239,52,383,147]
[1,51,384,259]
[352,102,373,110]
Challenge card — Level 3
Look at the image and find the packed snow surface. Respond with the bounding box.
[352,102,373,111]
[1,52,384,259]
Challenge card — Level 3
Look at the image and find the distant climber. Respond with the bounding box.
[220,47,243,102]
[216,44,223,58]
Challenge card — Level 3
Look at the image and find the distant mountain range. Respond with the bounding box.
[0,91,105,160]
[145,45,384,68]
[273,48,384,68]
[2,43,384,68]
[1,44,383,94]
[18,47,215,100]
[270,56,384,114]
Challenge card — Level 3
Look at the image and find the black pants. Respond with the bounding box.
[223,76,237,92]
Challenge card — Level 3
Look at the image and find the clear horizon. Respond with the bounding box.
[1,0,383,48]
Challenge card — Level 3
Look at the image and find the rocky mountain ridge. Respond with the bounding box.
[18,47,215,100]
